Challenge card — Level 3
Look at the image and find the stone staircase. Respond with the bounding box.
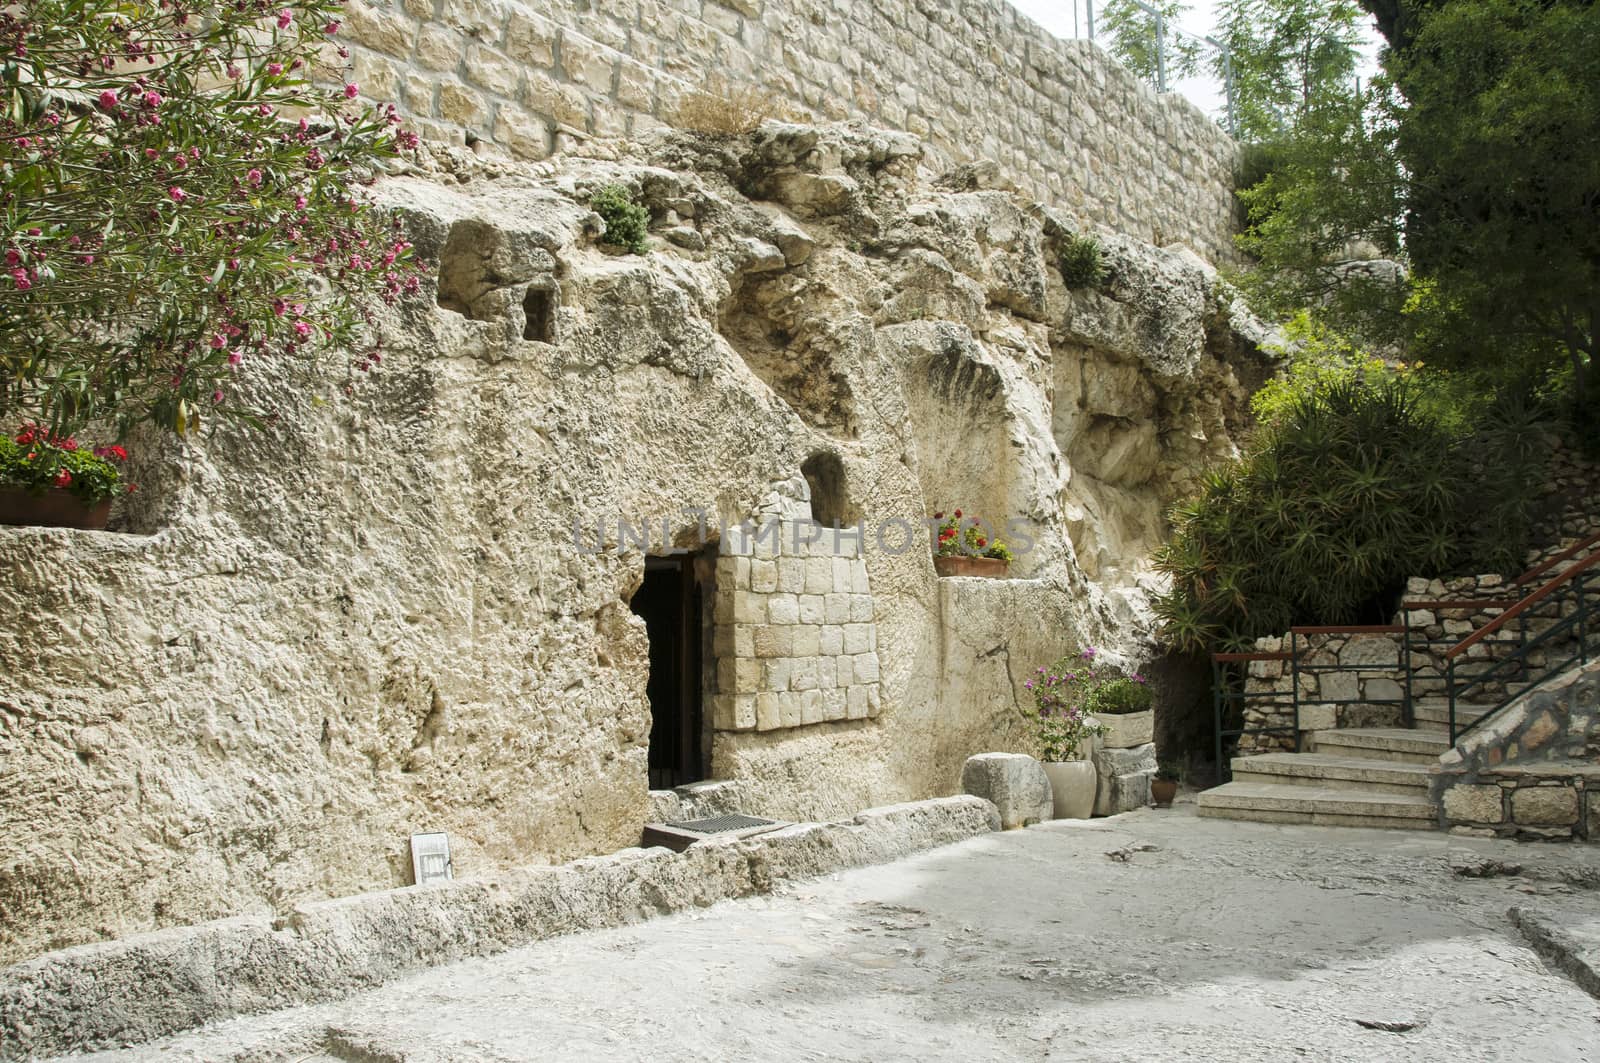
[1197,696,1502,831]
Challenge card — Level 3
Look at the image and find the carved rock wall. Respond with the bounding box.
[0,124,1268,963]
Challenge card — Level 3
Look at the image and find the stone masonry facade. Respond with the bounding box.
[713,516,883,732]
[1433,658,1600,841]
[334,0,1241,264]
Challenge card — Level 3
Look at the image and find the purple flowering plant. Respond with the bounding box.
[1022,647,1111,761]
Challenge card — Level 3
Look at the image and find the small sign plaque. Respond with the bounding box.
[409,831,453,886]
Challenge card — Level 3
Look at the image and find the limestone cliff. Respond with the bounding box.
[0,122,1271,963]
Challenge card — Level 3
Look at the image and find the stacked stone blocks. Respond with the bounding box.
[1433,659,1600,841]
[334,0,1241,263]
[711,518,882,732]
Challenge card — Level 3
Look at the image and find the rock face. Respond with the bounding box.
[0,123,1270,963]
[961,753,1053,829]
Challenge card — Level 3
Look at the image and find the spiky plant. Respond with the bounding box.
[1152,376,1541,654]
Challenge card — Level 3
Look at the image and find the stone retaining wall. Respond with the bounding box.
[0,796,999,1059]
[1434,659,1600,841]
[1236,532,1600,756]
[335,0,1241,263]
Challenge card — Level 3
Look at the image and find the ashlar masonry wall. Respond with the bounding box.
[336,0,1241,263]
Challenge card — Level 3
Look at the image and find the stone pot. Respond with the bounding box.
[0,487,111,530]
[1151,778,1179,807]
[933,554,1008,578]
[1041,760,1097,819]
[1090,709,1154,749]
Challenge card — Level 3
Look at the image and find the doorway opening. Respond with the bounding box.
[630,550,714,789]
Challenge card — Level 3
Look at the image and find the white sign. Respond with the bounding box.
[410,832,453,886]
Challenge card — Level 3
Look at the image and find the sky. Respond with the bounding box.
[1005,0,1382,123]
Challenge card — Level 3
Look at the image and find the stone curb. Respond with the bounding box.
[1509,905,1600,1000]
[0,796,999,1059]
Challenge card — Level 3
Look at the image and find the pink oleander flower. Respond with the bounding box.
[276,8,293,29]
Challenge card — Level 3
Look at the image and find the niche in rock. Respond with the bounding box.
[902,337,1025,566]
[801,451,851,526]
[434,220,557,336]
[719,272,858,438]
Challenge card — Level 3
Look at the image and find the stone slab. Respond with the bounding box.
[960,753,1052,830]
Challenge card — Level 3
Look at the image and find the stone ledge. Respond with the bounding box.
[0,796,999,1060]
[1509,905,1600,1001]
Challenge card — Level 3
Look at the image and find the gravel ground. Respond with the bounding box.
[66,805,1600,1062]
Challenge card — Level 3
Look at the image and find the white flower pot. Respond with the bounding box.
[1090,709,1154,749]
[1041,760,1097,819]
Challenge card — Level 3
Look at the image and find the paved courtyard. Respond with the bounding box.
[71,806,1600,1062]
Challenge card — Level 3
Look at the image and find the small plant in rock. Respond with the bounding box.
[1084,674,1153,715]
[591,184,651,255]
[1023,649,1113,761]
[1058,234,1108,289]
[668,75,800,135]
[1,427,130,503]
[932,508,1012,560]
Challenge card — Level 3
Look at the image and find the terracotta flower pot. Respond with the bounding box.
[933,554,1008,578]
[0,487,112,530]
[1151,778,1179,808]
[1042,760,1097,819]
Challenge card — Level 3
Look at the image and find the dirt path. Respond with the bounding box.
[69,807,1600,1062]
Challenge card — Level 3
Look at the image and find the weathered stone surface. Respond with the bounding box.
[0,797,998,1058]
[1092,742,1156,816]
[1513,786,1580,826]
[1443,784,1505,825]
[961,754,1052,829]
[0,126,1271,964]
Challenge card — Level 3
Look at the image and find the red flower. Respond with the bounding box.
[53,469,71,487]
[953,509,962,518]
[977,537,987,547]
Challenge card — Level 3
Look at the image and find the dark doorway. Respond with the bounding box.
[630,553,711,789]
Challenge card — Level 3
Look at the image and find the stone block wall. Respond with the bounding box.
[1235,543,1600,755]
[334,0,1241,263]
[712,516,882,731]
[1433,659,1600,840]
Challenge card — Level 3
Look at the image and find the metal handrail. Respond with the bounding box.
[1210,532,1600,772]
[1511,528,1600,588]
[1445,549,1600,660]
[1445,566,1596,742]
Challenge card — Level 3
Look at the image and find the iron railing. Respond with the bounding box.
[1212,531,1600,773]
[1442,551,1600,742]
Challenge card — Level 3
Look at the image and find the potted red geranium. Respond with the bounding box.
[0,425,131,530]
[931,508,1013,577]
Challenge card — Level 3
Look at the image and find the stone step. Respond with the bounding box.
[1197,781,1437,830]
[1230,752,1432,795]
[1410,698,1493,735]
[1311,727,1451,764]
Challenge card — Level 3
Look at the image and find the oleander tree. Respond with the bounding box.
[0,0,423,442]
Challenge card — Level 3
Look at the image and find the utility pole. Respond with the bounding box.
[1132,0,1166,92]
[1206,35,1236,134]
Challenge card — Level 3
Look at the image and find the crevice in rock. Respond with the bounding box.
[718,272,858,437]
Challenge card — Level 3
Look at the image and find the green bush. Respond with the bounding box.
[1058,235,1107,289]
[1084,676,1154,716]
[1154,374,1548,653]
[592,184,651,255]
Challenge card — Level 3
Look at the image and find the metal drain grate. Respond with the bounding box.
[664,814,779,834]
[641,813,790,852]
